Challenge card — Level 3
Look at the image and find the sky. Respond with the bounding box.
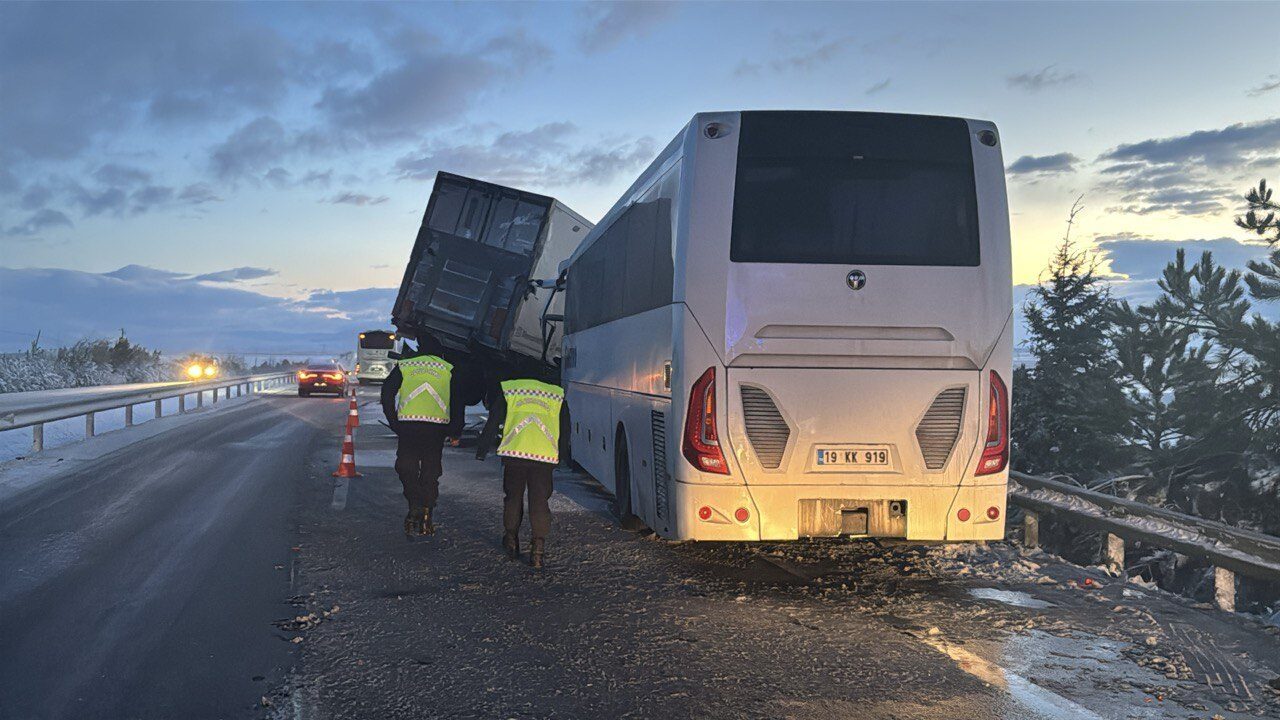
[1,1,1278,354]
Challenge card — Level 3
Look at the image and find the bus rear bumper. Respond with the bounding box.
[670,481,1007,542]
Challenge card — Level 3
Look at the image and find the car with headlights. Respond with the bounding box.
[297,363,348,397]
[183,356,220,380]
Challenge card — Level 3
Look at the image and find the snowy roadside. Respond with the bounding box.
[0,385,297,503]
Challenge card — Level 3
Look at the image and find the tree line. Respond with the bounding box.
[1013,181,1280,535]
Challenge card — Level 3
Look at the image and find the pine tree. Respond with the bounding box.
[1012,199,1131,480]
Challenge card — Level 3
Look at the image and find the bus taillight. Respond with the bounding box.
[682,367,730,474]
[975,370,1009,475]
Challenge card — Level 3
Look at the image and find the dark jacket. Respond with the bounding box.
[381,339,466,437]
[475,381,571,464]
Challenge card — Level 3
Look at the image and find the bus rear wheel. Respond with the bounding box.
[613,428,644,531]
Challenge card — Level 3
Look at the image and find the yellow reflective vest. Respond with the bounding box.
[497,379,564,464]
[396,355,452,423]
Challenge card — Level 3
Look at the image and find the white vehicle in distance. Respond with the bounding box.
[355,330,396,384]
[559,111,1012,542]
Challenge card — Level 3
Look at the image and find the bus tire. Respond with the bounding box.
[613,427,645,531]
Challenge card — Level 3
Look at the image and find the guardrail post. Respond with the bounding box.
[1023,510,1040,549]
[155,399,162,418]
[125,404,134,427]
[1214,567,1236,612]
[1103,533,1125,575]
[211,388,218,404]
[85,412,95,439]
[198,391,204,409]
[179,394,186,413]
[32,424,43,453]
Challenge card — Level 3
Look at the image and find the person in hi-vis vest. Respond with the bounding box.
[475,376,570,568]
[380,335,464,537]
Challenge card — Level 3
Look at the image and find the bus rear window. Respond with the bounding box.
[730,112,980,267]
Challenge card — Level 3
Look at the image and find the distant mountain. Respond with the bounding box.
[0,265,398,355]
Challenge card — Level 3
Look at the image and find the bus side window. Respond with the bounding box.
[623,201,656,316]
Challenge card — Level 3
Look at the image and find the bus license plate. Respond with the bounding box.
[815,446,891,468]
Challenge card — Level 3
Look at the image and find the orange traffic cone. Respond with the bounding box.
[346,394,360,428]
[332,426,362,478]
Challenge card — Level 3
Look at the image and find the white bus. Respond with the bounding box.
[560,111,1012,542]
[355,330,396,384]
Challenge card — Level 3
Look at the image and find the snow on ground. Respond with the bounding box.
[0,386,296,495]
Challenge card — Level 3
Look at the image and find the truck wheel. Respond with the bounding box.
[298,389,309,397]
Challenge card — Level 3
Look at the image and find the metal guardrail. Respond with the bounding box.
[0,372,297,453]
[1008,470,1280,612]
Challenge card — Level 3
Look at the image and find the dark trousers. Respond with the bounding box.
[502,458,554,540]
[395,423,447,509]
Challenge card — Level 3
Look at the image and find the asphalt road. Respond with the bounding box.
[2,386,1279,719]
[0,387,341,720]
[282,391,1280,720]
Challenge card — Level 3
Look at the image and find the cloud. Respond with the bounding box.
[92,163,151,187]
[191,266,278,282]
[1095,236,1279,310]
[210,116,291,181]
[130,185,175,213]
[20,184,54,211]
[1098,117,1280,169]
[1013,237,1280,354]
[1248,75,1280,97]
[733,33,852,77]
[0,265,397,354]
[314,32,549,144]
[865,78,891,95]
[178,182,222,205]
[0,3,294,162]
[770,37,853,73]
[1098,236,1269,279]
[1006,152,1079,176]
[1093,118,1280,217]
[1006,65,1079,92]
[327,192,389,206]
[68,185,129,217]
[394,122,656,188]
[578,2,673,54]
[1108,187,1230,217]
[104,265,188,282]
[5,208,73,237]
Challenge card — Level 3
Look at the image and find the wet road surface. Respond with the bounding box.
[0,388,338,719]
[2,386,1279,719]
[279,391,1280,719]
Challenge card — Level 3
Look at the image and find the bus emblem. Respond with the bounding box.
[846,270,867,291]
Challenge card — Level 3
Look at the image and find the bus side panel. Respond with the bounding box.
[566,381,615,493]
[564,305,679,516]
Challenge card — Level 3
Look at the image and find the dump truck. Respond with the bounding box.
[390,172,593,380]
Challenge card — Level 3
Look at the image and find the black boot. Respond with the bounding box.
[502,532,520,560]
[405,507,422,537]
[530,538,545,569]
[419,507,435,536]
